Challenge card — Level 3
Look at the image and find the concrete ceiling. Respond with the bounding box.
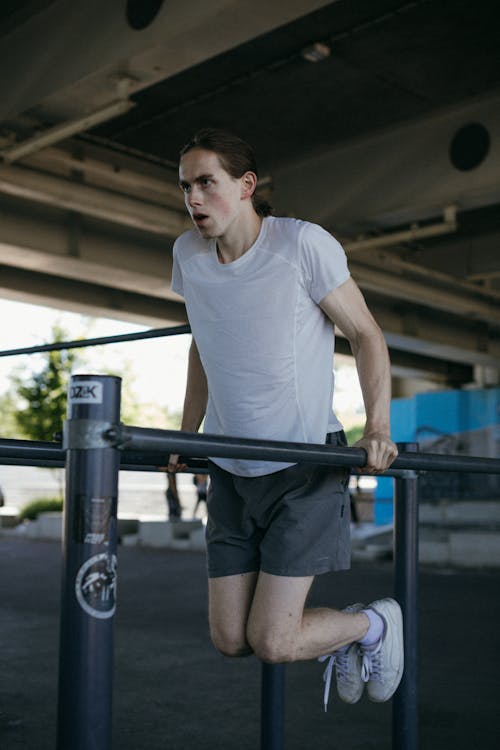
[0,0,499,388]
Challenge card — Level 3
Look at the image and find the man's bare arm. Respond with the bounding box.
[168,337,208,472]
[320,277,397,472]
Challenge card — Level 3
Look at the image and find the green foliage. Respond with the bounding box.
[19,496,63,521]
[13,324,77,442]
[0,389,21,438]
[345,423,365,446]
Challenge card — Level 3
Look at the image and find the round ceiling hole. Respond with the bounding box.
[126,0,164,30]
[449,122,490,171]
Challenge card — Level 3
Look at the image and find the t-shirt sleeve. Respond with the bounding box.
[171,239,184,297]
[300,222,350,303]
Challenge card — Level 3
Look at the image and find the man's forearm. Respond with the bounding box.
[181,339,208,432]
[181,394,207,432]
[352,328,392,436]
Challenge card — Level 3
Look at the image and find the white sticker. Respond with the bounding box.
[75,553,117,619]
[69,381,103,404]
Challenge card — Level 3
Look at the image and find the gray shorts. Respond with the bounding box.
[206,432,351,578]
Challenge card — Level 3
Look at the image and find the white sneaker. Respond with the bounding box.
[359,598,404,702]
[318,603,365,710]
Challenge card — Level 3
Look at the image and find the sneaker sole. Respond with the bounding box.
[366,597,404,702]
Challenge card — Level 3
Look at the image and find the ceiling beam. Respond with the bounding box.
[0,163,189,236]
[351,261,500,326]
[0,265,187,327]
[334,336,473,385]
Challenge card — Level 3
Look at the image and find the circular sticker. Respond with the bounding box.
[75,553,117,619]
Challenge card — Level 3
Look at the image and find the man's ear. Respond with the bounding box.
[240,171,257,199]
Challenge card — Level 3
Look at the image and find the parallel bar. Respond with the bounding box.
[393,445,419,750]
[112,426,367,467]
[0,457,65,468]
[17,392,500,750]
[2,433,500,474]
[0,324,191,358]
[261,663,285,750]
[110,425,500,474]
[0,438,65,463]
[0,438,193,472]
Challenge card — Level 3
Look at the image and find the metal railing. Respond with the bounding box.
[3,372,500,750]
[0,324,191,358]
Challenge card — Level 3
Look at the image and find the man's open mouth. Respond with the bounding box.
[193,213,209,224]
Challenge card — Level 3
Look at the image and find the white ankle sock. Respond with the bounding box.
[360,608,384,646]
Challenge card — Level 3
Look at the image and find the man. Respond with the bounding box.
[168,128,402,709]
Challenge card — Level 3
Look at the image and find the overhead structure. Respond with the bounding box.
[1,0,499,388]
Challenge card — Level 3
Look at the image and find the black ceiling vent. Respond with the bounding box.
[450,122,490,171]
[126,0,164,30]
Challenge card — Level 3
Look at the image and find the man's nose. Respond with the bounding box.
[188,185,202,206]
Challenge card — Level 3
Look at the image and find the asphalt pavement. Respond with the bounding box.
[1,536,499,750]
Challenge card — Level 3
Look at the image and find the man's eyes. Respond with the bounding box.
[180,178,213,192]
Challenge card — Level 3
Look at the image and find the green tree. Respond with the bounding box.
[0,389,21,438]
[13,325,77,442]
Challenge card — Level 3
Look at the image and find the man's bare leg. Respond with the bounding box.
[208,571,259,657]
[246,572,369,663]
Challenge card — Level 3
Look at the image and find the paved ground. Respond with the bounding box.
[1,536,499,750]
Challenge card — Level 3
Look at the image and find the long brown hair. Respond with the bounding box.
[180,128,273,217]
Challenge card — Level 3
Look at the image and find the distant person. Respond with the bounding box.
[192,473,208,517]
[166,472,182,520]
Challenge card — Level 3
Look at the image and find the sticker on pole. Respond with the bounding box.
[69,381,103,404]
[75,553,117,619]
[73,494,116,545]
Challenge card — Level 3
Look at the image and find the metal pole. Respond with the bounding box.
[261,663,285,750]
[57,374,122,750]
[393,442,419,750]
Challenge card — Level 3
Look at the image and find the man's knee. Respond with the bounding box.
[210,625,253,658]
[246,624,295,664]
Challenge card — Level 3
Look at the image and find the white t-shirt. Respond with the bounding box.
[171,216,350,476]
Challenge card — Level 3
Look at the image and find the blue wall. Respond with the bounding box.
[374,387,500,524]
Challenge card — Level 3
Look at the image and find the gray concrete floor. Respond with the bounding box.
[1,536,499,750]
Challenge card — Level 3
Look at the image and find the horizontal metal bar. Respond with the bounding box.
[108,426,500,474]
[0,439,64,462]
[110,426,368,468]
[0,324,191,358]
[3,432,500,474]
[0,457,66,469]
[0,439,171,472]
[390,450,500,473]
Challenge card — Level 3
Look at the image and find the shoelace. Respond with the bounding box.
[318,649,351,712]
[360,639,382,683]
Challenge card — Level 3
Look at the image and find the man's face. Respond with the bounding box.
[179,148,242,239]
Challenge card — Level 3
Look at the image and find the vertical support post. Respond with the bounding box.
[393,442,419,750]
[260,662,285,750]
[57,374,122,750]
